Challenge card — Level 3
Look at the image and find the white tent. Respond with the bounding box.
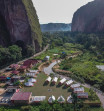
[74,87,84,93]
[65,80,73,86]
[59,78,66,84]
[52,77,58,83]
[57,96,65,103]
[29,70,38,73]
[48,95,55,103]
[53,54,58,56]
[46,76,52,82]
[26,73,36,77]
[67,95,72,103]
[28,78,37,83]
[24,82,34,87]
[70,83,80,89]
[32,96,46,102]
[45,56,50,60]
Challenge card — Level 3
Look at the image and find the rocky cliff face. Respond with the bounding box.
[72,0,104,33]
[0,0,42,52]
[41,23,71,32]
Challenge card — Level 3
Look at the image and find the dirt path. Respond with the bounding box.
[43,60,104,108]
[0,44,49,73]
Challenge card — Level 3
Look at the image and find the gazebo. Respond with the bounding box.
[57,96,65,103]
[48,95,55,103]
[28,78,37,83]
[25,82,34,87]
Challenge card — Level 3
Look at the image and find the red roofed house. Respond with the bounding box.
[10,64,19,70]
[19,66,27,73]
[11,92,32,104]
[19,59,39,73]
[0,76,6,82]
[11,70,20,75]
[23,59,39,69]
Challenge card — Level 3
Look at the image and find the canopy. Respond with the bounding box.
[48,95,55,103]
[25,82,34,86]
[57,96,65,103]
[28,78,37,83]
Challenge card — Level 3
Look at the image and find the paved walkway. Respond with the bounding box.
[43,60,104,108]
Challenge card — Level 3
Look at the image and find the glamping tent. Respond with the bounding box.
[57,96,65,103]
[77,93,88,99]
[25,82,34,87]
[29,70,38,73]
[65,80,73,86]
[26,73,37,77]
[44,56,50,61]
[52,77,58,84]
[28,78,37,83]
[74,87,84,93]
[48,95,55,103]
[32,96,46,103]
[45,76,52,83]
[67,95,72,103]
[70,83,80,89]
[59,78,66,85]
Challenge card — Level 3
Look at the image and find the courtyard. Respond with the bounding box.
[22,73,71,99]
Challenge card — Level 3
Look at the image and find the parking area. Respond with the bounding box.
[0,91,14,105]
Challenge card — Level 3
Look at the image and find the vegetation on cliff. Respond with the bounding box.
[22,0,42,49]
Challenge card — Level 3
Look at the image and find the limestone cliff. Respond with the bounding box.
[0,0,42,52]
[72,0,104,33]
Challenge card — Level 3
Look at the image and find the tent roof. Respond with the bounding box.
[32,96,46,102]
[46,76,52,82]
[66,80,73,85]
[25,82,34,86]
[11,92,32,101]
[28,78,37,82]
[60,78,66,83]
[57,96,65,102]
[52,77,58,82]
[48,95,55,103]
[67,95,72,103]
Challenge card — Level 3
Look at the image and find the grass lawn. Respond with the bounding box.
[33,46,80,61]
[22,73,71,99]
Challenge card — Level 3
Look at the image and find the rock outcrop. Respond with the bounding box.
[41,23,71,32]
[72,0,104,33]
[0,0,42,52]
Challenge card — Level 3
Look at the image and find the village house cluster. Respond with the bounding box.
[0,56,88,106]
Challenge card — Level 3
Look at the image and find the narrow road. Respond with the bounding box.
[43,60,104,108]
[0,44,49,73]
[43,60,60,75]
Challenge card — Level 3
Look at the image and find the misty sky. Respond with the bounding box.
[32,0,94,24]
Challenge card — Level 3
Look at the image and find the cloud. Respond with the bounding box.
[32,0,94,24]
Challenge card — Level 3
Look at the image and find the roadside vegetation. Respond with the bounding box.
[42,32,104,92]
[0,103,103,111]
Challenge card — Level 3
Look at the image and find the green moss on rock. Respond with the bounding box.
[22,0,42,49]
